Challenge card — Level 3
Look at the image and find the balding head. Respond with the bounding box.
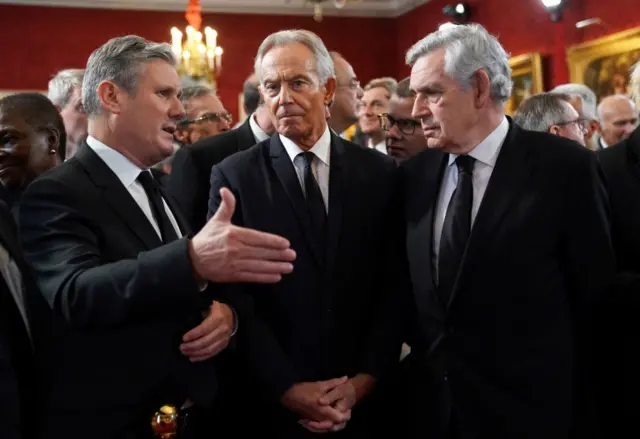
[597,94,638,146]
[328,51,362,133]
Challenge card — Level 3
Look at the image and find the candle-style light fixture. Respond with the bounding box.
[170,0,223,86]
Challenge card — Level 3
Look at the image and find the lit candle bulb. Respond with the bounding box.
[183,50,191,73]
[207,49,214,70]
[198,43,206,64]
[214,47,223,71]
[170,27,183,58]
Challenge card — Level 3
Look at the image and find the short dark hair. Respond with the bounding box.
[0,92,66,160]
[243,78,260,114]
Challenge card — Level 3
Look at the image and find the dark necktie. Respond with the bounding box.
[438,155,475,304]
[137,170,179,243]
[299,151,327,251]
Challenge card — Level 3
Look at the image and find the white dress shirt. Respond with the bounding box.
[279,125,331,212]
[368,138,388,155]
[249,113,270,143]
[85,136,182,240]
[433,117,509,274]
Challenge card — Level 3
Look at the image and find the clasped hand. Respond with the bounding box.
[282,377,357,434]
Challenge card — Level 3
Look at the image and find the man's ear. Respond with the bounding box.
[548,125,561,136]
[472,69,492,109]
[96,80,124,115]
[324,77,337,106]
[45,126,61,151]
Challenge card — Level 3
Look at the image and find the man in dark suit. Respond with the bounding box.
[18,35,296,439]
[167,75,275,233]
[207,30,406,438]
[402,24,615,439]
[594,63,640,437]
[0,200,40,439]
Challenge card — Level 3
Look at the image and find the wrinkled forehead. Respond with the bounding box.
[409,49,447,91]
[260,44,318,82]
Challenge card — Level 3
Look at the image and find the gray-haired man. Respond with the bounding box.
[48,68,87,159]
[402,23,614,438]
[19,35,295,439]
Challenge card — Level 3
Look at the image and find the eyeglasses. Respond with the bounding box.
[555,117,589,134]
[378,113,421,135]
[337,79,361,90]
[179,111,232,127]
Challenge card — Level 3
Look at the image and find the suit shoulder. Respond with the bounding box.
[184,129,242,161]
[215,138,268,172]
[520,128,595,165]
[597,140,627,164]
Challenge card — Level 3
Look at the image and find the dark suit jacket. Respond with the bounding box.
[0,201,38,439]
[207,132,407,437]
[595,126,640,436]
[167,117,258,233]
[402,122,615,439]
[19,142,219,439]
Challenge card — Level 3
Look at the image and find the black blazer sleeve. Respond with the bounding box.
[166,146,209,233]
[208,165,300,400]
[19,175,202,330]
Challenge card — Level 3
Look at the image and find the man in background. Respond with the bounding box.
[381,77,426,162]
[596,94,638,149]
[175,85,231,145]
[48,68,86,159]
[552,83,600,150]
[327,52,363,138]
[514,92,586,145]
[358,77,397,154]
[167,76,274,232]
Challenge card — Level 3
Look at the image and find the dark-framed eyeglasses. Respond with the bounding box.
[179,111,232,127]
[555,117,589,133]
[378,113,420,135]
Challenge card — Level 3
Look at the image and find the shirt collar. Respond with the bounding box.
[85,135,144,188]
[280,125,331,166]
[449,116,509,167]
[249,112,270,143]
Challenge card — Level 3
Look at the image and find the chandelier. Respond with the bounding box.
[170,0,223,86]
[308,0,363,22]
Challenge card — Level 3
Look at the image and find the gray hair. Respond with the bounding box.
[630,62,640,110]
[48,69,85,108]
[180,85,217,108]
[82,35,176,117]
[364,77,398,97]
[551,83,597,121]
[405,23,512,104]
[513,92,575,132]
[254,29,335,85]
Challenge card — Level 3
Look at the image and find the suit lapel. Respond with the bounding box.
[447,122,532,309]
[324,134,348,277]
[75,143,163,250]
[405,150,448,318]
[269,136,323,265]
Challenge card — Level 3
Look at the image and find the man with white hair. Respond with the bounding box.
[595,62,640,438]
[19,35,295,439]
[402,23,614,438]
[596,94,638,148]
[513,92,586,145]
[48,68,87,159]
[207,29,405,437]
[552,83,600,150]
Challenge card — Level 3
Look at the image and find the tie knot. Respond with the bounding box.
[299,151,315,167]
[137,170,157,190]
[455,155,475,174]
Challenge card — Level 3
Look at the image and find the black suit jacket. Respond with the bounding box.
[0,201,38,439]
[402,122,615,439]
[207,132,407,437]
[19,142,219,439]
[167,117,258,233]
[595,126,640,436]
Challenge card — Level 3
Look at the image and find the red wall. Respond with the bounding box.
[1,1,639,117]
[396,0,640,88]
[0,4,395,119]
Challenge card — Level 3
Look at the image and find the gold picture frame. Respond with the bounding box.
[506,53,544,116]
[566,26,640,102]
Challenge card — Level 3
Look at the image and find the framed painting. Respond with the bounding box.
[505,53,544,116]
[566,26,640,102]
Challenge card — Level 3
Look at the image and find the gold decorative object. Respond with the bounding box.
[170,0,223,86]
[566,27,640,102]
[506,52,544,116]
[151,404,180,438]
